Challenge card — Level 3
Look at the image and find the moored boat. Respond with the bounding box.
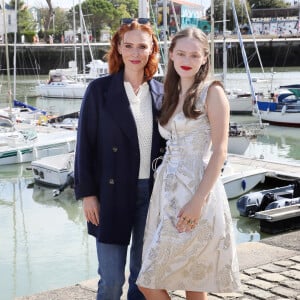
[254,86,300,127]
[31,152,74,187]
[237,180,300,217]
[0,124,76,165]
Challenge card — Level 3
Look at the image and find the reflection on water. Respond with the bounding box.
[245,125,300,164]
[0,166,97,300]
[32,185,83,225]
[229,197,270,245]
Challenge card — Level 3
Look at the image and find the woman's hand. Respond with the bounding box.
[176,197,205,233]
[83,196,100,226]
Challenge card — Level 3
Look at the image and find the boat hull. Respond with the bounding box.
[0,127,76,165]
[222,168,266,199]
[259,110,300,127]
[31,153,74,187]
[36,83,87,99]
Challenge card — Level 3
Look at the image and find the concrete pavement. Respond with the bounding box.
[16,230,300,300]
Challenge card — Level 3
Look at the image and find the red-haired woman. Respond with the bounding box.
[75,19,165,300]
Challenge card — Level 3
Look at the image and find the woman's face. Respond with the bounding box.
[170,36,207,80]
[118,29,153,73]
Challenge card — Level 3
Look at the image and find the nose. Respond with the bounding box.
[131,48,140,57]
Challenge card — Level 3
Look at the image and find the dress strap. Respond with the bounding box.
[197,80,224,112]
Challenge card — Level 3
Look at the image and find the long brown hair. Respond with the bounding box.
[160,27,211,126]
[106,21,159,81]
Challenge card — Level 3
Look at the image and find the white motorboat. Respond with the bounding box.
[221,160,267,199]
[35,59,109,99]
[31,152,74,187]
[0,124,76,165]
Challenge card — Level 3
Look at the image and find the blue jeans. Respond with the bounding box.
[96,179,150,300]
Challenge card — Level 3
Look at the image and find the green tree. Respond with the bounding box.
[53,8,71,37]
[68,0,138,40]
[9,0,36,41]
[248,0,289,9]
[207,0,247,32]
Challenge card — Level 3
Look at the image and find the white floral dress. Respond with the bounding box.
[136,82,241,293]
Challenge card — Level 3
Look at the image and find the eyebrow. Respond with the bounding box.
[123,41,149,46]
[176,49,200,54]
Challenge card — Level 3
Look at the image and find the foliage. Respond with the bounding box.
[248,0,289,9]
[9,0,36,37]
[67,0,138,40]
[206,0,247,32]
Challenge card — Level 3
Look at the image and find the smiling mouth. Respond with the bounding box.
[180,66,192,70]
[130,60,141,64]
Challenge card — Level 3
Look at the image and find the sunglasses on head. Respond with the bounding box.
[121,18,150,25]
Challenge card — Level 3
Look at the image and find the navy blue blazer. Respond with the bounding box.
[74,70,165,245]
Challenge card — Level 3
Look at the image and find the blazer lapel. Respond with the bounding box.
[105,71,139,148]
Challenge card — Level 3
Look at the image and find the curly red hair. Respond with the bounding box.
[106,21,159,81]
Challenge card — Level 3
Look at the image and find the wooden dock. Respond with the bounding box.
[227,154,300,180]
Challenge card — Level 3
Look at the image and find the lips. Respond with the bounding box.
[180,66,192,71]
[130,60,141,64]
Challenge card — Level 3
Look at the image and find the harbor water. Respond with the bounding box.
[1,70,300,300]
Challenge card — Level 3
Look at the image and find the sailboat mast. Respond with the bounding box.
[223,0,227,89]
[13,0,17,100]
[138,0,149,17]
[72,1,77,79]
[231,0,262,124]
[210,0,214,76]
[79,0,86,83]
[2,0,12,111]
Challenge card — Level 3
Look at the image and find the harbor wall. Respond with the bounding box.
[0,38,300,75]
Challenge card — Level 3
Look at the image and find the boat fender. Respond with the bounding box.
[241,179,246,191]
[281,105,287,115]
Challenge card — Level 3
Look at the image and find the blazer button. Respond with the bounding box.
[112,147,118,152]
[108,178,115,184]
[159,147,165,153]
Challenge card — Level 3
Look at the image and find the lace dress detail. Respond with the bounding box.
[136,82,241,292]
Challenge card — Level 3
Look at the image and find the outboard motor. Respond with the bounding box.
[260,193,276,211]
[293,179,300,198]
